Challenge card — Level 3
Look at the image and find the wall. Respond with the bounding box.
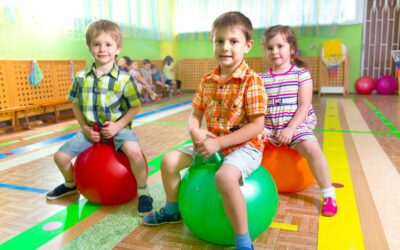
[176,24,363,92]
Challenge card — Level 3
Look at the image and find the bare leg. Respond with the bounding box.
[293,140,332,189]
[54,151,74,183]
[215,164,248,234]
[121,141,148,187]
[161,150,192,202]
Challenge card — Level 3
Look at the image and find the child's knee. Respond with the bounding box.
[54,151,73,167]
[122,142,143,160]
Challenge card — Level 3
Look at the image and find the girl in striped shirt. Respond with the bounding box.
[260,25,337,217]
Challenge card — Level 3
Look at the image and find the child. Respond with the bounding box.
[143,11,267,250]
[117,56,132,72]
[46,19,153,216]
[140,59,154,89]
[150,64,169,96]
[162,55,182,95]
[260,25,337,216]
[128,60,161,102]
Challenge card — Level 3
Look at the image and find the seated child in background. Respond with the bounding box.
[162,55,182,95]
[143,11,267,250]
[140,59,154,90]
[117,56,131,72]
[46,19,153,216]
[128,60,160,102]
[151,64,169,97]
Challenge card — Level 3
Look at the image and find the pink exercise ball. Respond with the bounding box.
[355,76,375,95]
[376,75,397,95]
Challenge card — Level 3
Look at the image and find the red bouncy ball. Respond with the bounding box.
[261,142,315,193]
[73,125,143,205]
[355,76,375,95]
[376,75,397,95]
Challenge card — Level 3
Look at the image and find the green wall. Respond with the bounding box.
[176,24,363,92]
[0,25,162,65]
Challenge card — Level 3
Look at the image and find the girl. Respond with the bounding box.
[260,25,337,217]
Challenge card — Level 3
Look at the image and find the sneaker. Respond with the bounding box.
[321,197,337,216]
[137,195,153,216]
[142,207,182,225]
[46,184,78,200]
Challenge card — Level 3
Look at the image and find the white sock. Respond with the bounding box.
[321,186,336,199]
[138,186,149,196]
[64,181,75,188]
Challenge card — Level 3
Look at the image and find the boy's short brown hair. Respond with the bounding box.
[211,11,253,41]
[85,19,123,48]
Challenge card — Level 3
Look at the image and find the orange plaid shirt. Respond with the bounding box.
[192,60,267,155]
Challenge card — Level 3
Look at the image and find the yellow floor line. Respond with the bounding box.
[318,98,365,250]
[342,99,400,249]
[270,222,298,231]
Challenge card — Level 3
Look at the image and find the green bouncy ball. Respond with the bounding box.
[178,153,278,245]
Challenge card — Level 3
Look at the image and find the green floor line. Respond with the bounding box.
[0,139,191,250]
[364,98,400,138]
[313,128,396,135]
[23,131,54,140]
[56,124,80,132]
[0,140,20,148]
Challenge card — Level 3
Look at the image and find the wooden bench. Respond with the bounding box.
[0,105,40,131]
[30,98,72,123]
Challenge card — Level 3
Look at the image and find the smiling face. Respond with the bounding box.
[212,26,253,75]
[89,31,121,69]
[264,32,295,72]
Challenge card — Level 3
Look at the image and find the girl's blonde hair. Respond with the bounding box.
[263,25,305,68]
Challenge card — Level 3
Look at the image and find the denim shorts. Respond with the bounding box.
[59,128,139,157]
[179,143,262,183]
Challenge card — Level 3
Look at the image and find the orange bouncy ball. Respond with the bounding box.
[73,124,142,205]
[261,142,315,193]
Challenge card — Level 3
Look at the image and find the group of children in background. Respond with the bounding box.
[117,56,182,103]
[46,11,338,250]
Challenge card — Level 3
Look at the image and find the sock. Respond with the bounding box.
[321,186,336,199]
[64,181,75,188]
[164,202,179,215]
[138,185,149,196]
[235,233,252,249]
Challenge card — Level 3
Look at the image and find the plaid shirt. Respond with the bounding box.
[192,60,267,155]
[67,64,141,127]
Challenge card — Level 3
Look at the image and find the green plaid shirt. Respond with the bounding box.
[67,64,142,127]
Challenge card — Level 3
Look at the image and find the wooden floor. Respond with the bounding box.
[0,94,399,250]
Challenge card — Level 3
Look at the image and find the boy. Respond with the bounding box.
[46,19,153,216]
[143,12,267,250]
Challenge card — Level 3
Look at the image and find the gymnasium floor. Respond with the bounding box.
[0,93,399,250]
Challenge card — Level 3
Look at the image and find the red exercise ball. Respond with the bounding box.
[355,76,375,95]
[376,75,397,95]
[73,139,141,205]
[261,142,315,193]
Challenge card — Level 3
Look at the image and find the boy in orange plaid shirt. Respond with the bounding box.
[143,11,267,250]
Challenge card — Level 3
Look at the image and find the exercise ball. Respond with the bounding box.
[376,75,397,95]
[178,153,278,245]
[355,76,375,95]
[262,142,315,193]
[74,139,140,205]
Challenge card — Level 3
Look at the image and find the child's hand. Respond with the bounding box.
[196,138,221,158]
[277,127,295,145]
[191,129,216,149]
[83,126,100,142]
[100,121,120,139]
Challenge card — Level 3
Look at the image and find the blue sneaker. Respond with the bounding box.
[137,195,153,216]
[142,207,182,225]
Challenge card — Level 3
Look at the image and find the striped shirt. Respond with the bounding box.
[192,60,267,155]
[67,64,142,127]
[259,65,317,146]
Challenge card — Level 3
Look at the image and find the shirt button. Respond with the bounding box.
[219,86,223,89]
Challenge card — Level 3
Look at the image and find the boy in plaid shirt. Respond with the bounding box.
[143,12,267,250]
[46,19,153,216]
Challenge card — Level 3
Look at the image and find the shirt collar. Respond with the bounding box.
[208,60,249,82]
[85,63,119,79]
